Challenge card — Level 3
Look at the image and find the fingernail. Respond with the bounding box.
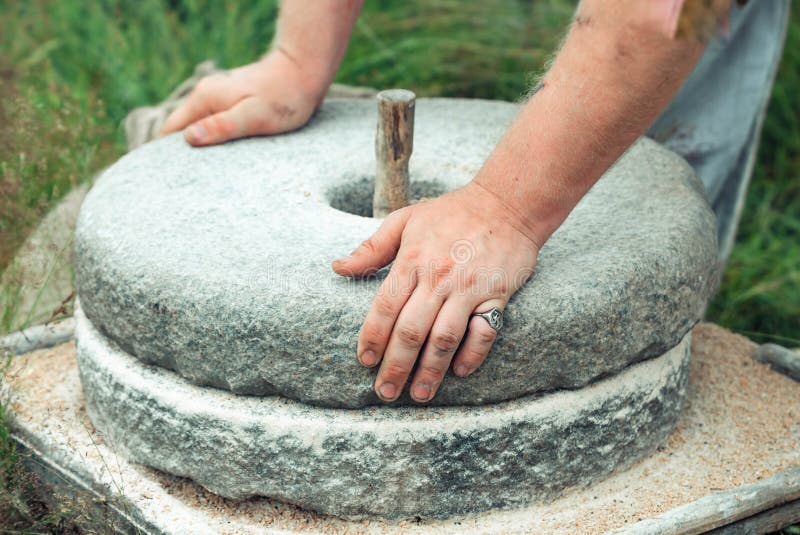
[454,365,471,377]
[378,383,396,401]
[360,349,378,367]
[186,124,207,143]
[412,384,431,402]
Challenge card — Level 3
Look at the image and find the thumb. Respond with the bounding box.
[332,208,412,277]
[184,97,270,146]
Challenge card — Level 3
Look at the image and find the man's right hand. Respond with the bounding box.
[159,49,325,146]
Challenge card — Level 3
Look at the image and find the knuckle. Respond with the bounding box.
[360,238,378,255]
[396,324,426,347]
[373,293,397,317]
[401,247,421,264]
[428,260,455,291]
[360,322,389,344]
[435,256,456,273]
[473,323,498,345]
[202,114,237,138]
[382,362,412,381]
[431,328,461,354]
[385,264,405,283]
[361,324,387,349]
[465,269,508,296]
[488,273,509,295]
[477,329,497,345]
[460,348,488,367]
[464,269,485,292]
[418,365,446,381]
[380,272,412,301]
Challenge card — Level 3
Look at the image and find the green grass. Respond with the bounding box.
[1,0,797,341]
[0,0,798,530]
[0,353,83,531]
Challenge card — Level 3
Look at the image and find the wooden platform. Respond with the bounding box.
[3,323,799,534]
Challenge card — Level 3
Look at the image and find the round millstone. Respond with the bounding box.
[74,98,717,408]
[75,307,690,520]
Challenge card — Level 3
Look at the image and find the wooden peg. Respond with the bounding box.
[373,89,415,218]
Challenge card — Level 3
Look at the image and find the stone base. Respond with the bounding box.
[73,308,689,519]
[5,323,799,533]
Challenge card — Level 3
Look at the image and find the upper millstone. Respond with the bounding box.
[74,98,718,408]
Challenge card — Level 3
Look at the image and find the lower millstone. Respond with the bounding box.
[75,307,690,520]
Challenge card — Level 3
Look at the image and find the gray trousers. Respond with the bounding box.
[648,0,791,263]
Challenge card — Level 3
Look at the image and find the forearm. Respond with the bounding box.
[474,0,707,248]
[272,0,364,100]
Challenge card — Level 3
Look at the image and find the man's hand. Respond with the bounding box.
[160,0,363,146]
[333,0,709,404]
[332,183,540,403]
[159,50,324,146]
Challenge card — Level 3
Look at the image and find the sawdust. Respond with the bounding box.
[4,323,799,534]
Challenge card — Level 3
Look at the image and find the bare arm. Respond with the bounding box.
[272,0,363,99]
[160,0,363,145]
[473,1,707,248]
[334,1,713,404]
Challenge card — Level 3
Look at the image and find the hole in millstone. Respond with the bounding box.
[327,176,448,217]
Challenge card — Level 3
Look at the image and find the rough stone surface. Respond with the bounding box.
[74,98,718,408]
[6,323,799,533]
[0,81,377,331]
[74,307,690,520]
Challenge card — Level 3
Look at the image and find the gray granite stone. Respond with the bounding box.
[74,307,690,520]
[7,322,800,532]
[74,98,718,408]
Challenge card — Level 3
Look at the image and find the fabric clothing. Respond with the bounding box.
[648,0,791,263]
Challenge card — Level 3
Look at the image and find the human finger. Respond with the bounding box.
[356,264,416,369]
[332,207,412,278]
[374,285,445,402]
[408,295,472,402]
[451,298,505,378]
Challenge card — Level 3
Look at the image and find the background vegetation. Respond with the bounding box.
[1,0,798,531]
[1,0,797,342]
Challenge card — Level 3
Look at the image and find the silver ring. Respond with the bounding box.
[471,307,503,331]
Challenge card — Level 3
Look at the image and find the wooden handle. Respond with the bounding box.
[373,89,415,218]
